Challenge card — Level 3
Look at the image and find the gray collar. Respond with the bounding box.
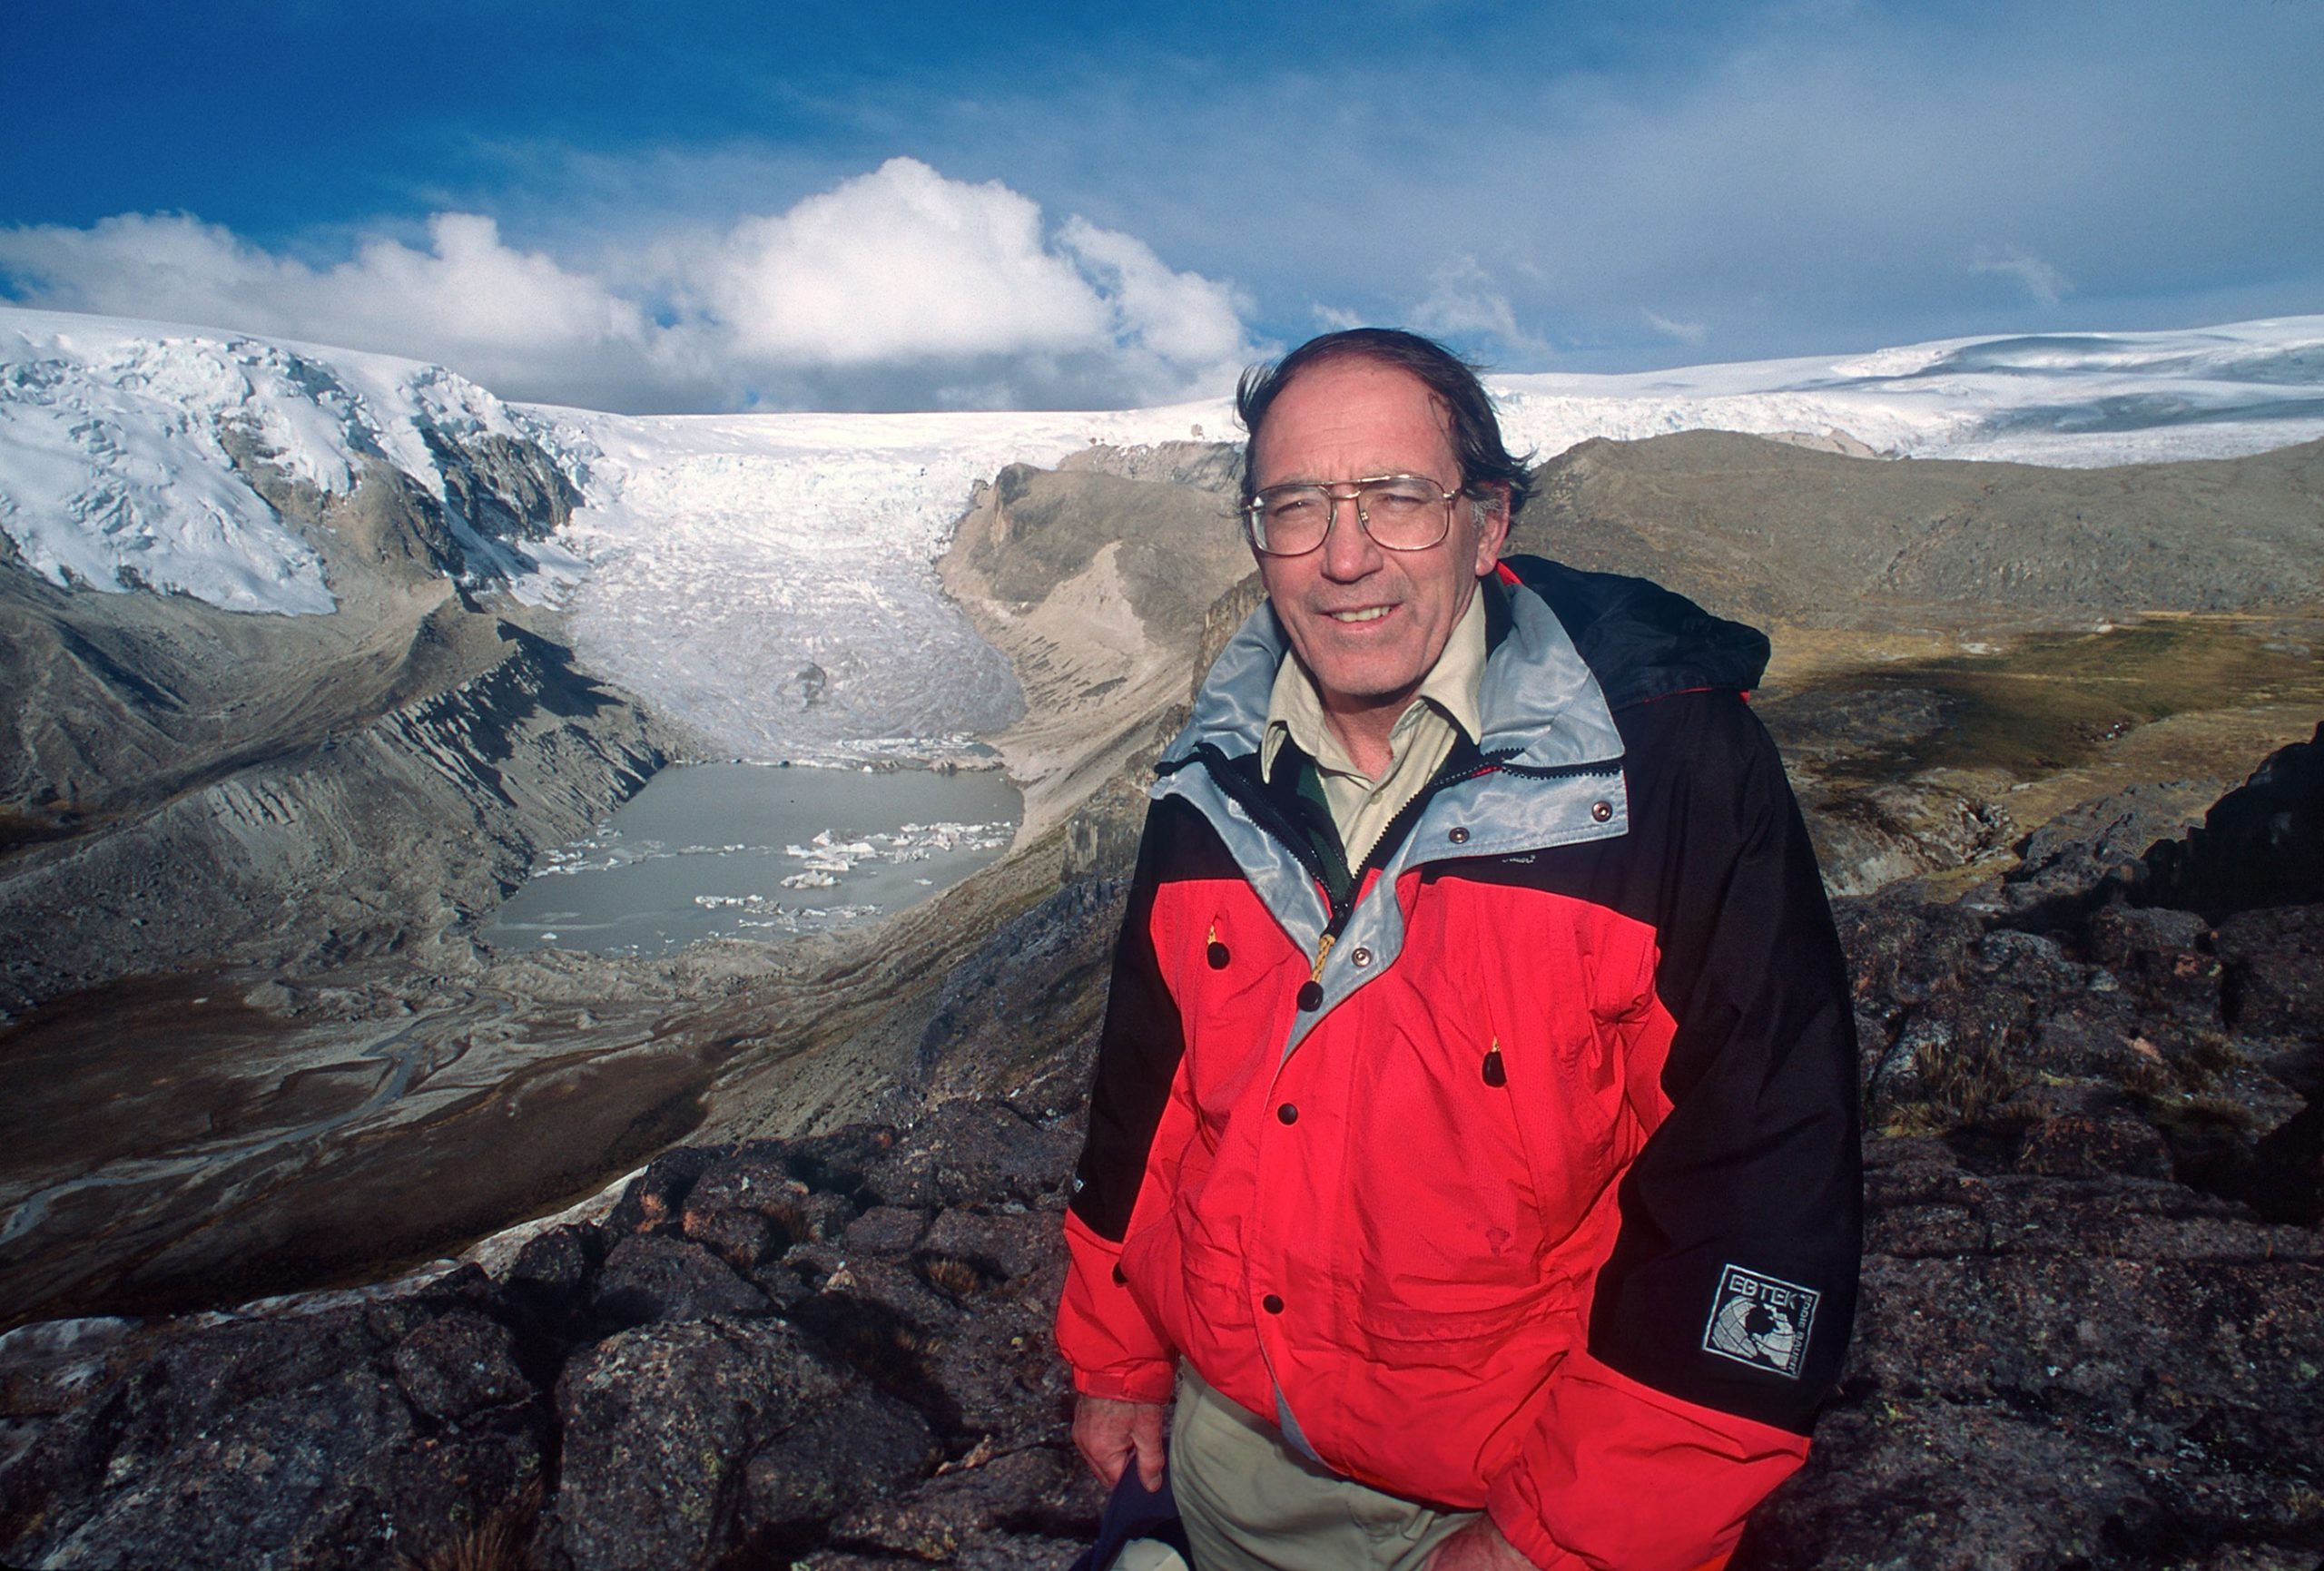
[1164,574,1625,776]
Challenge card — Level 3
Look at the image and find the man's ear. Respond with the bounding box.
[1472,483,1512,574]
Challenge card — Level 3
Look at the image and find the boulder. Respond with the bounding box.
[862,1102,1082,1209]
[540,1318,931,1571]
[591,1234,770,1327]
[391,1307,531,1424]
[0,1297,547,1571]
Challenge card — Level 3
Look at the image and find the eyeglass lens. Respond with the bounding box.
[1248,477,1452,555]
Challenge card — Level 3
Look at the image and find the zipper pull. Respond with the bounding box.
[1482,1038,1507,1087]
[1295,933,1334,1012]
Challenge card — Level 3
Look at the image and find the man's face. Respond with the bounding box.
[1248,357,1509,724]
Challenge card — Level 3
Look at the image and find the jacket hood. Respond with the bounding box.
[1502,554,1769,710]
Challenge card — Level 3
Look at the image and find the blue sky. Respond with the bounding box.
[3,0,2319,412]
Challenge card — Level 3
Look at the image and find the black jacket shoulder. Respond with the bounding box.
[1499,554,1770,709]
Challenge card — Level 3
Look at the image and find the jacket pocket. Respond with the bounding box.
[1343,1279,1562,1370]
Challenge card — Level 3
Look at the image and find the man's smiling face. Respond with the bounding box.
[1248,356,1509,735]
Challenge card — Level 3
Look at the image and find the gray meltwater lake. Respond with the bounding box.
[485,762,1021,957]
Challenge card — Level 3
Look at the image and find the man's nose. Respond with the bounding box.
[1318,492,1382,577]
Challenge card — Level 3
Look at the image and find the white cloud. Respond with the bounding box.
[1968,245,2072,309]
[688,159,1108,366]
[1059,217,1249,377]
[0,161,1258,412]
[0,211,655,407]
[1410,257,1551,359]
[1642,309,1709,345]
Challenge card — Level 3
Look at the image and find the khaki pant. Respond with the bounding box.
[1167,1367,1480,1571]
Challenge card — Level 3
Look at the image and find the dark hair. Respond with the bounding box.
[1234,328,1532,520]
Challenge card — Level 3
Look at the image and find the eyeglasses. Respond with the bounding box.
[1241,474,1466,557]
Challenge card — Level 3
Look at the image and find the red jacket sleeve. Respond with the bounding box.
[1057,1210,1177,1402]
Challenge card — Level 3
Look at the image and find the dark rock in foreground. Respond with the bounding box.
[0,1102,1094,1570]
[1745,1144,2322,1571]
[2,729,2319,1569]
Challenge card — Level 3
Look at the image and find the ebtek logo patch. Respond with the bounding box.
[1701,1264,1818,1379]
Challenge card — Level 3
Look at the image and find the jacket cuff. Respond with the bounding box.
[1484,1350,1808,1571]
[1071,1362,1179,1404]
[1055,1210,1177,1401]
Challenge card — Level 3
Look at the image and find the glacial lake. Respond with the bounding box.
[485,761,1020,957]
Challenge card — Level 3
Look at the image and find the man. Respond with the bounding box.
[1056,329,1860,1571]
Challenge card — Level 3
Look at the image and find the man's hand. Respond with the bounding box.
[1426,1517,1539,1570]
[1072,1394,1168,1490]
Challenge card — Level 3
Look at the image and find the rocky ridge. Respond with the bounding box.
[1515,430,2324,629]
[937,443,1249,849]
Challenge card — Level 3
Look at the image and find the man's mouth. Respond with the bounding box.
[1326,606,1393,623]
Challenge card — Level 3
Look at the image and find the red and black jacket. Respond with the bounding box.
[1057,556,1861,1570]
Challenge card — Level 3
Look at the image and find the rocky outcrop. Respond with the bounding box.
[1738,727,2324,1569]
[2140,725,2324,921]
[1749,1143,2321,1570]
[0,1108,1095,1571]
[4,729,2315,1570]
[939,455,1252,849]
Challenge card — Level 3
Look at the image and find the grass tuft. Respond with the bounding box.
[392,1478,543,1571]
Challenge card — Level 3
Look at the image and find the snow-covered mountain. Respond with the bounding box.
[5,305,2321,761]
[0,309,586,614]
